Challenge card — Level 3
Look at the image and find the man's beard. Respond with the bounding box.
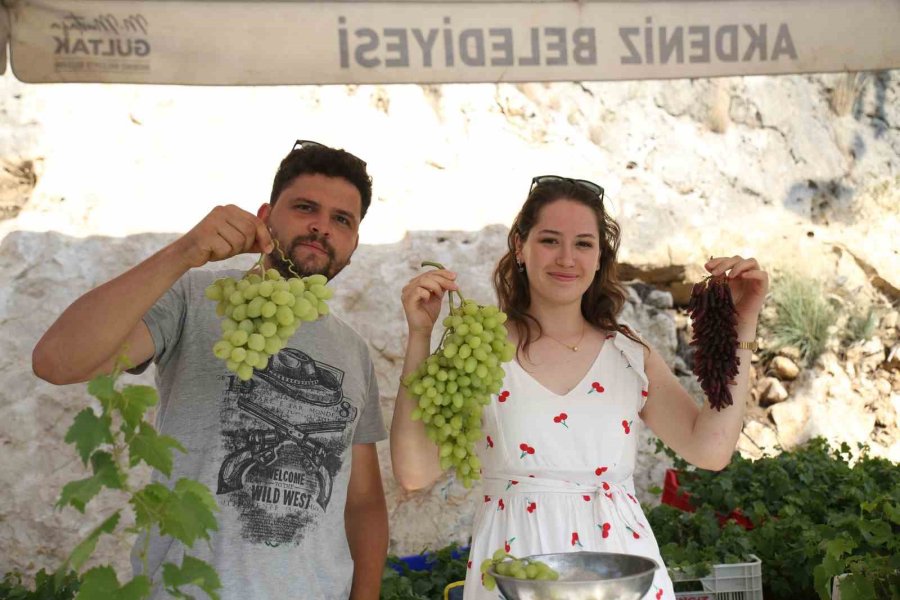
[268,231,345,280]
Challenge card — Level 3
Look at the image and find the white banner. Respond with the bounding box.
[5,0,900,85]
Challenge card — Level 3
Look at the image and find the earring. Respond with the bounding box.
[516,259,525,273]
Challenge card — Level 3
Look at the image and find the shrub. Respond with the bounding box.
[650,439,899,600]
[765,274,836,365]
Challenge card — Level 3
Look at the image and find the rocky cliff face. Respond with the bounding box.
[1,71,897,577]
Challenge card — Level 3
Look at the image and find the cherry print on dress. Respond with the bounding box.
[599,522,611,539]
[553,412,570,428]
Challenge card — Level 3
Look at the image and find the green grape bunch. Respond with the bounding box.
[402,261,516,488]
[480,548,560,591]
[204,242,333,381]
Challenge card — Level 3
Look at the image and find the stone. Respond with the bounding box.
[806,402,877,450]
[760,377,789,404]
[778,346,803,361]
[646,290,674,309]
[771,356,801,381]
[885,344,900,371]
[846,337,886,373]
[769,401,809,449]
[625,285,642,305]
[618,301,678,367]
[738,420,780,458]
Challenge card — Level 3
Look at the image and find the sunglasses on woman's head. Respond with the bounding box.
[530,175,604,202]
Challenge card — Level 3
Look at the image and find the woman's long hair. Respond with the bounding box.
[493,179,645,358]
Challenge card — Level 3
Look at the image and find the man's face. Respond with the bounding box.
[259,173,362,280]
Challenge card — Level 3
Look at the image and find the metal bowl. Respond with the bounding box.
[490,551,658,600]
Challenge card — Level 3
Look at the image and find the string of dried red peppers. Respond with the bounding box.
[687,276,740,411]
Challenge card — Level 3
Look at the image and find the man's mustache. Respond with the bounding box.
[289,234,335,260]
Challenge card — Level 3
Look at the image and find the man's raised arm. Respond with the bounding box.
[32,205,273,384]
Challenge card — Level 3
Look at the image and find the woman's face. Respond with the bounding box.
[516,198,601,307]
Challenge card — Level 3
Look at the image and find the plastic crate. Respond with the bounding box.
[672,554,763,600]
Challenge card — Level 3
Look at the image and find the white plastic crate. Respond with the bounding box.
[671,554,763,600]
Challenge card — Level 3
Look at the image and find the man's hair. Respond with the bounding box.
[269,144,373,220]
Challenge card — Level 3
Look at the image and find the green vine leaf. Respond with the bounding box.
[128,422,185,477]
[813,552,845,600]
[162,556,222,600]
[884,501,900,525]
[131,480,218,547]
[858,518,893,546]
[162,480,219,546]
[118,385,159,431]
[64,512,122,574]
[834,574,877,600]
[131,482,169,530]
[75,567,150,600]
[87,376,117,405]
[173,479,219,515]
[57,452,125,513]
[65,408,114,465]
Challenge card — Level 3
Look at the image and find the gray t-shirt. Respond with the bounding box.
[130,269,387,600]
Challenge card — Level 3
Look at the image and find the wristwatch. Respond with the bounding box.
[737,341,758,351]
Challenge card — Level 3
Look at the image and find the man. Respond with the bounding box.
[32,141,388,599]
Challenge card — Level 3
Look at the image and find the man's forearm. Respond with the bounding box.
[346,498,388,600]
[32,240,191,384]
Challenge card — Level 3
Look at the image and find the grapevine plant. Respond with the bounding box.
[1,366,221,600]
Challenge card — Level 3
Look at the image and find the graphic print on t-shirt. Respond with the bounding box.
[215,348,358,546]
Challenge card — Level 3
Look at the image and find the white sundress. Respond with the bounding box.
[462,331,676,600]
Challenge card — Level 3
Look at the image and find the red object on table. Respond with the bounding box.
[661,469,755,530]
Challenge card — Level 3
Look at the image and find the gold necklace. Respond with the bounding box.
[542,322,586,352]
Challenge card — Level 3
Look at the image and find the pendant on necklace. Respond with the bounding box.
[571,345,579,352]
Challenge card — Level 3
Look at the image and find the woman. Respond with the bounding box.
[391,176,768,599]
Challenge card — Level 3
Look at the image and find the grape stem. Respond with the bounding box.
[420,260,467,305]
[250,252,266,277]
[259,227,302,279]
[420,260,466,356]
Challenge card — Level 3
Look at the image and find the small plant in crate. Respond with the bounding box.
[381,542,469,600]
